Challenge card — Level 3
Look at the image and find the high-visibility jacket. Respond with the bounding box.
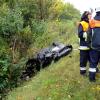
[89,18,100,50]
[80,21,89,31]
[89,19,100,28]
[78,21,90,50]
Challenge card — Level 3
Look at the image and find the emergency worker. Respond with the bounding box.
[89,7,100,82]
[78,11,91,75]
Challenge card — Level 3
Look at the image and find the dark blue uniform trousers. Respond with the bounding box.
[80,50,90,74]
[89,49,100,81]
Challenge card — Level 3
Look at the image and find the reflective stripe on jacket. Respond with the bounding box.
[79,46,90,50]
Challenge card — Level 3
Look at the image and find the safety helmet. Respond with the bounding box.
[95,7,100,13]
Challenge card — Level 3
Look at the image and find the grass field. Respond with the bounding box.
[6,49,100,100]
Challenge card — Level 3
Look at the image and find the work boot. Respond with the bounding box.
[89,72,96,82]
[80,70,86,75]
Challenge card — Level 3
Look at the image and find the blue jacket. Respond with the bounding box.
[89,14,100,50]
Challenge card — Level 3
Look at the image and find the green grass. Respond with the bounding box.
[5,21,100,100]
[6,50,100,100]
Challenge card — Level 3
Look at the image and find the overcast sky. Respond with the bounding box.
[63,0,100,13]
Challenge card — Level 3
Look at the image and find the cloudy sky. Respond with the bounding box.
[63,0,100,13]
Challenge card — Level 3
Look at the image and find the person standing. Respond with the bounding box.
[78,11,92,75]
[89,7,100,82]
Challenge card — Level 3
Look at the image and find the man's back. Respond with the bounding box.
[89,13,100,50]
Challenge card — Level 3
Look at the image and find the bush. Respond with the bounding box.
[0,50,11,94]
[0,5,23,40]
[31,20,47,38]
